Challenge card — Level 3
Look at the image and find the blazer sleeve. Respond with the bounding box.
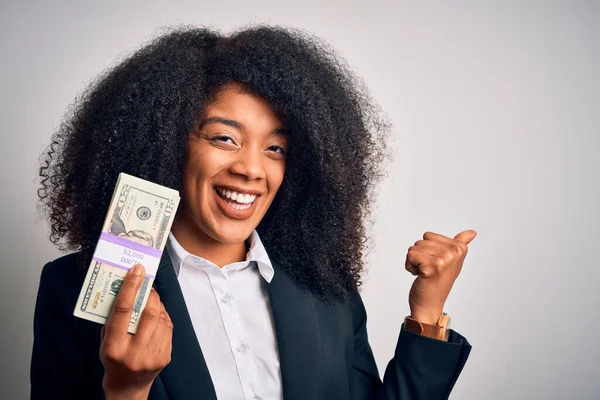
[349,292,472,400]
[31,259,105,399]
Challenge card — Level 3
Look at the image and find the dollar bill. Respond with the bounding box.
[73,173,180,333]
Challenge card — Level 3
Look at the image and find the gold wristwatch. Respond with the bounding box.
[404,313,451,341]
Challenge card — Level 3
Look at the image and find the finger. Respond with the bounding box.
[149,302,172,356]
[148,302,168,352]
[100,326,106,342]
[104,264,145,340]
[423,231,453,242]
[405,257,419,276]
[132,287,162,349]
[158,308,173,365]
[454,230,477,245]
[424,230,474,252]
[412,240,447,256]
[406,250,437,278]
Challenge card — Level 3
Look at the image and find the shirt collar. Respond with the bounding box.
[165,230,275,283]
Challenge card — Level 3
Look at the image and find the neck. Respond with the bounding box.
[170,215,247,268]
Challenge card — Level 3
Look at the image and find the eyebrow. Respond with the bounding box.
[198,116,288,135]
[198,117,241,130]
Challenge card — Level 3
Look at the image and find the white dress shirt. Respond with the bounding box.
[165,231,283,400]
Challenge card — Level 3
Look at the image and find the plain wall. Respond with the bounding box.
[1,1,599,398]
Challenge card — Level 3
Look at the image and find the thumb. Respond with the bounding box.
[454,229,477,245]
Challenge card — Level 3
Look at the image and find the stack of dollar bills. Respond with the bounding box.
[74,173,180,333]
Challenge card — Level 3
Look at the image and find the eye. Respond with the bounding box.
[267,145,286,154]
[212,135,234,144]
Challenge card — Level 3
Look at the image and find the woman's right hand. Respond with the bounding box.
[99,264,173,400]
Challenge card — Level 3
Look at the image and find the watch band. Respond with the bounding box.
[404,313,450,341]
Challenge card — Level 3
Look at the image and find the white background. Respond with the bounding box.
[1,1,599,398]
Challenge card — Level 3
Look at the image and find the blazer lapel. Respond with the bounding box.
[267,264,321,400]
[153,253,217,400]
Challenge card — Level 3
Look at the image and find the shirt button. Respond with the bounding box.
[221,294,231,304]
[236,342,249,353]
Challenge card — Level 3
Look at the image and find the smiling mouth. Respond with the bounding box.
[215,187,258,211]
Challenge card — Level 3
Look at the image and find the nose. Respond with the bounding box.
[228,146,267,181]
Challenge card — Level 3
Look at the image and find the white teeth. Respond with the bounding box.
[225,199,251,211]
[216,188,257,205]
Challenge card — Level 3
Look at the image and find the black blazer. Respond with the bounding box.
[31,251,471,400]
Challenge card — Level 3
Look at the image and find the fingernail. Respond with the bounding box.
[131,264,144,276]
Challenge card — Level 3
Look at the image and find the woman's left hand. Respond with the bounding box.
[405,230,477,324]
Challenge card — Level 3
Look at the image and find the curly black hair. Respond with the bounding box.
[38,25,390,301]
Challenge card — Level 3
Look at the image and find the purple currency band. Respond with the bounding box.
[91,257,157,279]
[92,232,163,279]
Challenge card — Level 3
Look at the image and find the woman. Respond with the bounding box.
[33,26,475,399]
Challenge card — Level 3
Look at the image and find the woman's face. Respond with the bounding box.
[180,85,287,245]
